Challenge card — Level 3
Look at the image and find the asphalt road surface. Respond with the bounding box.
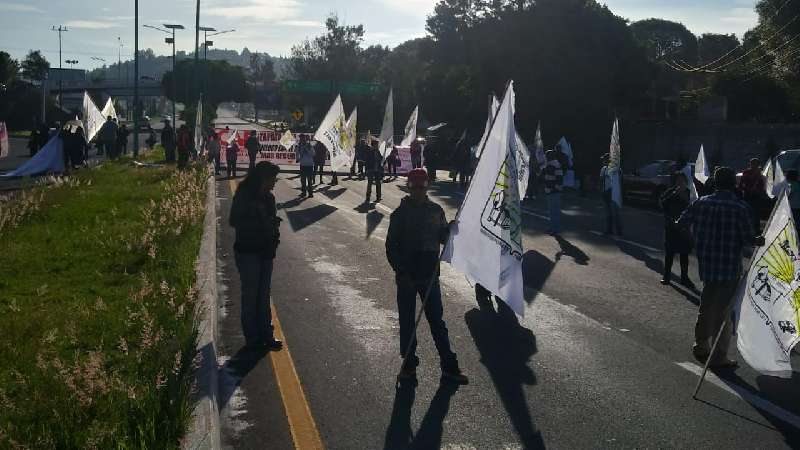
[215,170,800,450]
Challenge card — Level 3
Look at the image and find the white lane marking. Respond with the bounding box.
[588,230,661,253]
[676,362,800,430]
[376,203,392,214]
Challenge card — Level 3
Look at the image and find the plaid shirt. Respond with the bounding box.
[677,190,757,282]
[543,160,563,194]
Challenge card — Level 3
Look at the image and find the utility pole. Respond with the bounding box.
[194,0,201,103]
[146,24,184,125]
[52,25,68,108]
[198,26,216,100]
[133,0,139,158]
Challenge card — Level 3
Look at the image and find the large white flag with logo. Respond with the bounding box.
[475,96,501,157]
[695,145,710,185]
[101,98,118,121]
[379,89,394,160]
[82,92,105,142]
[400,105,418,147]
[314,94,349,171]
[444,81,525,316]
[734,192,800,378]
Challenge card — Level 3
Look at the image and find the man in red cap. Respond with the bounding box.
[385,168,468,384]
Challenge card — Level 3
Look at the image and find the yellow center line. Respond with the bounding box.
[226,177,324,449]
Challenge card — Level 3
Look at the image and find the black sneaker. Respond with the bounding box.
[441,368,469,385]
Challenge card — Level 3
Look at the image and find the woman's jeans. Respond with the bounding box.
[235,252,275,345]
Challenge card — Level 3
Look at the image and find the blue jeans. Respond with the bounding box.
[547,193,562,233]
[234,252,275,345]
[396,274,458,371]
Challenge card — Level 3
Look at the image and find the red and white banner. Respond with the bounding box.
[393,145,425,175]
[215,128,323,166]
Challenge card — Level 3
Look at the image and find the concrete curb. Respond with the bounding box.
[184,174,221,450]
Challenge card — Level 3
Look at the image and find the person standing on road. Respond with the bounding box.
[543,150,564,235]
[677,167,764,368]
[296,134,315,198]
[386,168,468,384]
[207,133,221,176]
[313,140,327,185]
[355,138,368,179]
[659,172,694,287]
[737,158,766,232]
[246,130,260,172]
[600,154,623,236]
[410,138,423,169]
[98,116,119,159]
[161,119,177,163]
[229,161,284,351]
[176,124,192,169]
[364,140,383,203]
[226,139,240,179]
[117,124,130,156]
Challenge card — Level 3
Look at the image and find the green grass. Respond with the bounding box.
[8,130,31,138]
[0,150,209,448]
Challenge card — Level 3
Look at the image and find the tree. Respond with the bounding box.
[21,50,49,80]
[630,19,698,64]
[698,33,740,65]
[0,52,19,86]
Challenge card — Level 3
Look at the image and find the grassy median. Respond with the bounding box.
[0,150,209,448]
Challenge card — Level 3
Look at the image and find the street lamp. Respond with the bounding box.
[65,59,79,67]
[143,23,184,125]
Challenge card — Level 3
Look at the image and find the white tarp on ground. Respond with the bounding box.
[101,98,117,121]
[279,130,296,150]
[82,92,105,142]
[3,135,64,177]
[695,145,710,185]
[0,122,8,158]
[444,81,526,316]
[379,89,394,161]
[734,192,800,378]
[400,105,419,147]
[313,94,350,171]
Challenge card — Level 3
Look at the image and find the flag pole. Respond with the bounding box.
[692,190,781,398]
[396,81,513,382]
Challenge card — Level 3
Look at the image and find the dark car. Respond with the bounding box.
[623,160,686,204]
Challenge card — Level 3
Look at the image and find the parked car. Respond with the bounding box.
[623,160,687,204]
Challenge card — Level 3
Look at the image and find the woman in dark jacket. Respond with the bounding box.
[229,161,284,350]
[659,172,694,288]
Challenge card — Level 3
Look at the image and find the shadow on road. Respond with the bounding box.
[383,380,460,450]
[615,239,663,277]
[366,210,384,240]
[218,346,268,412]
[317,185,347,200]
[669,283,700,306]
[554,235,590,266]
[284,204,337,232]
[522,250,555,297]
[465,297,546,449]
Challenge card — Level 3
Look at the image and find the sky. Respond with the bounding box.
[0,0,759,71]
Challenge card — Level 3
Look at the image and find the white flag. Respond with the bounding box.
[279,130,296,150]
[313,94,349,171]
[194,98,203,154]
[343,107,358,158]
[558,137,575,187]
[534,122,545,170]
[475,96,501,156]
[225,129,238,145]
[101,98,118,121]
[684,163,700,203]
[0,122,8,159]
[734,192,800,378]
[444,81,525,316]
[695,145,710,185]
[513,132,530,200]
[400,106,418,147]
[379,89,394,160]
[82,92,105,142]
[607,118,623,207]
[765,158,787,199]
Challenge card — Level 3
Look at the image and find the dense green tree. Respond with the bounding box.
[21,50,49,80]
[162,59,249,106]
[630,19,698,65]
[0,51,18,86]
[698,33,740,65]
